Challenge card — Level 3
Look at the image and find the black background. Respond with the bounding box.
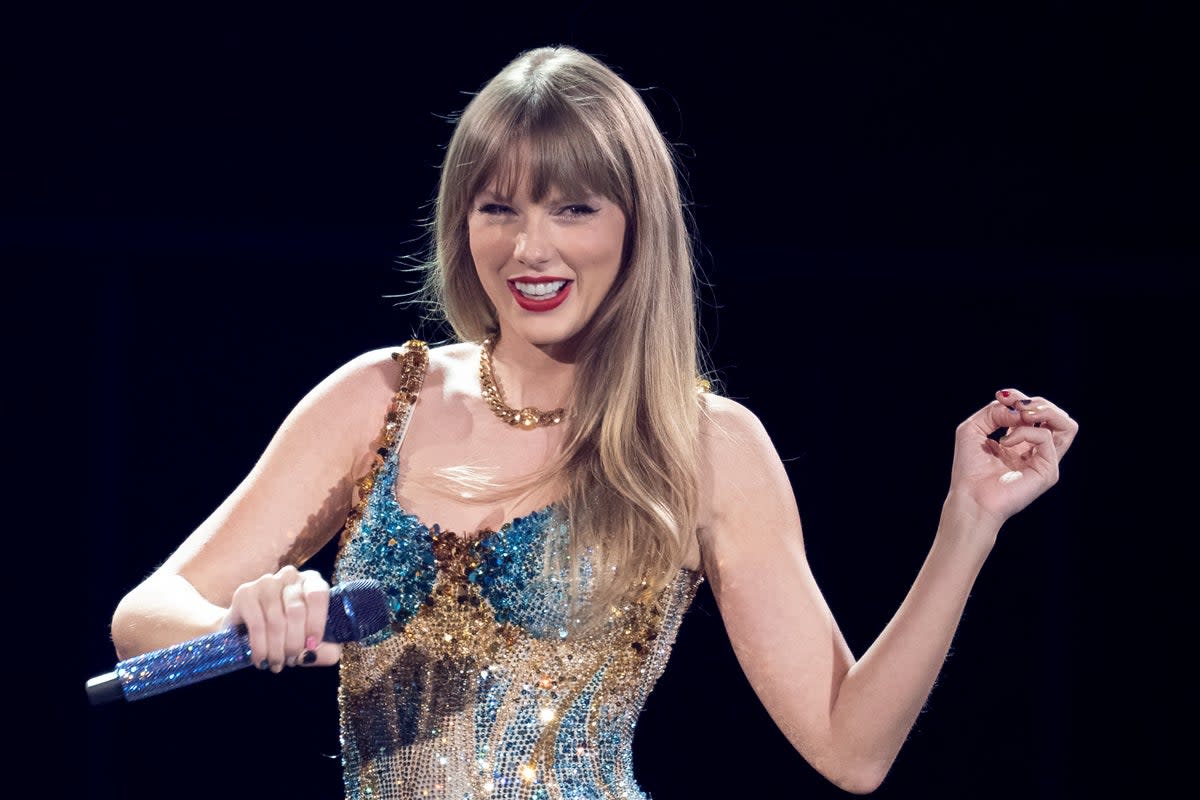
[7,3,1194,798]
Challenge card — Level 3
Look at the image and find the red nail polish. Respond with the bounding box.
[305,635,318,651]
[1000,391,1011,397]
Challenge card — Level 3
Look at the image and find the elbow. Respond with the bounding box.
[108,574,227,659]
[110,592,147,660]
[109,579,174,660]
[828,768,887,795]
[814,754,893,795]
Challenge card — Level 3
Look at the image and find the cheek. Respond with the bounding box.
[572,224,623,266]
[588,223,625,285]
[468,225,509,271]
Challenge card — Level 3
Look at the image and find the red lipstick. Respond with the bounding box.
[508,277,572,312]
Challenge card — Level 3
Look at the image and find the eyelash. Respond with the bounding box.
[476,203,599,218]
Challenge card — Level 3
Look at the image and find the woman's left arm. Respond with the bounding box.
[697,388,1077,794]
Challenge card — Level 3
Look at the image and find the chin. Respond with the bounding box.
[509,320,586,352]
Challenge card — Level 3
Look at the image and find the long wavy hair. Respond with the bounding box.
[423,45,707,628]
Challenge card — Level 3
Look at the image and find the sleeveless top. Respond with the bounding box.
[332,341,705,800]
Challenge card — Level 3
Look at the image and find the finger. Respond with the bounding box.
[980,397,1024,435]
[308,642,343,667]
[991,388,1048,426]
[259,573,290,673]
[1019,398,1079,460]
[993,389,1080,458]
[995,388,1056,424]
[281,580,308,668]
[229,584,268,670]
[298,571,330,667]
[998,425,1061,480]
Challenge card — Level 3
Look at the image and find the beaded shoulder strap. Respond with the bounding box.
[336,339,429,552]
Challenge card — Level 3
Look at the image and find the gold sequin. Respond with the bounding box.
[333,340,704,799]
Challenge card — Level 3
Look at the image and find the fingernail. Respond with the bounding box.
[1020,399,1032,405]
[305,635,318,651]
[258,659,269,670]
[302,650,317,665]
[1007,406,1019,413]
[285,656,298,668]
[1000,391,1011,397]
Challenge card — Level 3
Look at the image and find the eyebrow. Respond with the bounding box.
[475,188,602,206]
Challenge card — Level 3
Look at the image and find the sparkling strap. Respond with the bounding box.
[336,339,429,553]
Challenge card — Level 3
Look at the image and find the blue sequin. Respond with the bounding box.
[336,445,437,639]
[333,345,704,799]
[337,440,586,641]
[473,510,577,637]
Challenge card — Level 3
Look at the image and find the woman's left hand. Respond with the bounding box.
[946,388,1079,526]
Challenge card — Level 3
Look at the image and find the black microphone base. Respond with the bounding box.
[86,671,125,705]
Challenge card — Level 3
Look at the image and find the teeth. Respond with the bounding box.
[513,280,566,298]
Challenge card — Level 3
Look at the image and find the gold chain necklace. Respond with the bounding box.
[478,338,566,429]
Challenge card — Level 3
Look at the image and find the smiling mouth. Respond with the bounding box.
[508,278,573,311]
[511,279,569,299]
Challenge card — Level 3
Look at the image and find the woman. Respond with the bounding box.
[110,45,1078,798]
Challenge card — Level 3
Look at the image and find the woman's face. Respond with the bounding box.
[468,171,626,358]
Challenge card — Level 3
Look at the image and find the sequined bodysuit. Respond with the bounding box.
[332,342,704,800]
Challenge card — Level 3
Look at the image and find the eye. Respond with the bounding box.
[477,202,514,216]
[557,204,599,218]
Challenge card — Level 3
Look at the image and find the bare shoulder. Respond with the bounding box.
[426,340,478,365]
[311,345,414,403]
[329,338,465,388]
[291,341,441,429]
[424,341,482,402]
[697,393,793,524]
[696,393,803,559]
[699,392,777,459]
[425,341,478,377]
[316,339,476,408]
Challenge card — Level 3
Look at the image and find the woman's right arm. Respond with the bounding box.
[110,347,404,669]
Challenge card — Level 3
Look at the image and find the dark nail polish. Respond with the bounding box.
[302,650,317,665]
[258,659,270,670]
[1020,399,1032,405]
[1007,406,1019,413]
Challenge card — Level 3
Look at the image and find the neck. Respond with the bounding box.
[488,335,576,411]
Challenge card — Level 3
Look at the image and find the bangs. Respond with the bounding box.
[466,112,630,208]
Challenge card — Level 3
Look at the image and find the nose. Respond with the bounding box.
[513,220,554,267]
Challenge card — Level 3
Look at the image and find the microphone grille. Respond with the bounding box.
[325,578,391,642]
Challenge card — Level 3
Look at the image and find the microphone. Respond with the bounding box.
[86,578,390,705]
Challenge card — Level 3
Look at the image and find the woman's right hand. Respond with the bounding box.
[222,565,342,672]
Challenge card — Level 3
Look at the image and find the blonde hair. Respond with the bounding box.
[424,46,706,627]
